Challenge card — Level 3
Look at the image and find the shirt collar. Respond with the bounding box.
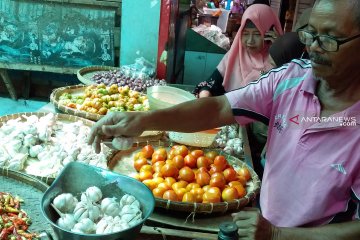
[300,69,318,95]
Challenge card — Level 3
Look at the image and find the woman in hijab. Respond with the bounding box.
[194,4,283,98]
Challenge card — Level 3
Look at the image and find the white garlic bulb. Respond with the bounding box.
[81,186,102,203]
[56,214,76,231]
[29,145,43,158]
[53,193,78,214]
[23,134,37,147]
[120,205,142,223]
[73,200,101,222]
[101,197,121,217]
[119,194,140,209]
[72,218,96,234]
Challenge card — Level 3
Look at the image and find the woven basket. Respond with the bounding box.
[109,140,261,214]
[0,112,116,184]
[0,169,54,237]
[77,65,120,85]
[50,84,104,121]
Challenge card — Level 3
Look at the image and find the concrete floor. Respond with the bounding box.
[0,94,48,116]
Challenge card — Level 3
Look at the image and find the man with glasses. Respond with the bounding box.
[88,0,360,239]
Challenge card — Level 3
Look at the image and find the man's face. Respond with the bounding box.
[306,0,360,83]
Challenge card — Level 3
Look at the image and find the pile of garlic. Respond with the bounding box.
[0,113,107,176]
[53,186,143,234]
[213,124,244,156]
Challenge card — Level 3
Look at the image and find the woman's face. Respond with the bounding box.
[241,27,264,53]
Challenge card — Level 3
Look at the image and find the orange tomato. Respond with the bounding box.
[174,187,187,200]
[179,166,195,182]
[151,154,166,165]
[214,155,227,171]
[223,168,238,182]
[153,172,163,178]
[197,156,210,169]
[233,184,246,198]
[153,177,165,186]
[152,148,167,160]
[157,182,172,191]
[184,154,197,168]
[202,185,211,192]
[142,179,157,191]
[133,157,148,172]
[186,183,201,192]
[205,151,218,162]
[141,145,154,159]
[207,187,221,196]
[172,180,188,190]
[152,161,165,173]
[209,164,224,175]
[161,163,179,178]
[164,177,177,187]
[209,175,226,189]
[174,145,189,158]
[172,155,185,169]
[190,149,204,159]
[228,181,242,187]
[221,187,239,202]
[196,171,211,187]
[134,151,146,161]
[153,187,167,198]
[163,190,178,201]
[140,164,154,173]
[167,149,176,160]
[236,176,247,186]
[197,167,209,173]
[182,192,196,203]
[237,167,251,181]
[190,188,205,203]
[202,191,221,203]
[139,171,153,181]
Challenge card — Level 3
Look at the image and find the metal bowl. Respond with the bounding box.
[41,162,155,240]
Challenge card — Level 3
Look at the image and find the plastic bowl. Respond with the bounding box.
[41,162,155,240]
[147,86,196,110]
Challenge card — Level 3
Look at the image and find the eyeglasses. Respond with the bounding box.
[297,25,360,52]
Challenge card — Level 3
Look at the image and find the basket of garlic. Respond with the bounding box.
[41,162,155,240]
[0,112,114,184]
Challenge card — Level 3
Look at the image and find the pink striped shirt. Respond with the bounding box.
[226,59,360,227]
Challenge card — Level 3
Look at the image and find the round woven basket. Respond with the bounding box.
[0,112,116,185]
[109,140,261,214]
[50,84,104,121]
[77,65,120,85]
[0,169,55,238]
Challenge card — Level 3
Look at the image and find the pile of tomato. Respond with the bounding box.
[131,144,251,203]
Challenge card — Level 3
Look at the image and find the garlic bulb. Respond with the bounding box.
[56,214,76,231]
[120,205,142,223]
[96,216,130,234]
[23,134,37,147]
[72,218,96,234]
[101,197,121,217]
[82,186,102,203]
[119,194,140,209]
[29,145,43,158]
[53,193,78,214]
[73,200,101,222]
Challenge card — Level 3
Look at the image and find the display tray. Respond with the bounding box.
[77,65,120,85]
[0,112,115,184]
[109,140,261,215]
[0,168,56,238]
[50,84,105,121]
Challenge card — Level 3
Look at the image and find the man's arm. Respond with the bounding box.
[144,95,235,132]
[88,95,236,153]
[233,208,360,240]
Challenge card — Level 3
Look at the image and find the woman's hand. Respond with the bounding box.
[264,29,279,43]
[199,90,212,98]
[87,112,145,153]
[232,207,279,240]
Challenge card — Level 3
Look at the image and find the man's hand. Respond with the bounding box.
[87,112,145,153]
[232,207,279,240]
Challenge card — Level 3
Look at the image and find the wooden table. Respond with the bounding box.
[37,103,255,239]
